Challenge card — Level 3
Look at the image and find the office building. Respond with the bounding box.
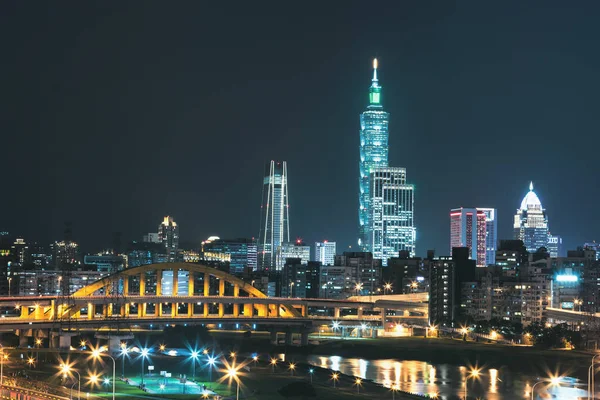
[51,240,80,270]
[370,167,415,264]
[386,252,429,294]
[334,252,382,296]
[280,258,306,298]
[258,161,290,270]
[143,233,160,243]
[315,241,336,266]
[127,241,167,268]
[275,241,310,271]
[201,237,258,275]
[547,234,564,258]
[84,252,125,273]
[320,265,353,299]
[479,208,497,265]
[358,58,389,252]
[158,216,179,262]
[514,182,549,253]
[583,242,600,261]
[450,208,488,267]
[305,261,321,298]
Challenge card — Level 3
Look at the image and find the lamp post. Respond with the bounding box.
[61,365,81,400]
[331,372,338,388]
[207,356,216,383]
[91,349,116,400]
[270,358,277,373]
[190,351,198,379]
[7,278,11,295]
[288,363,295,376]
[308,368,314,384]
[139,348,150,386]
[531,377,561,400]
[589,354,600,400]
[120,345,128,378]
[226,367,240,400]
[391,383,399,400]
[355,283,363,296]
[0,352,7,385]
[355,378,362,394]
[384,283,392,295]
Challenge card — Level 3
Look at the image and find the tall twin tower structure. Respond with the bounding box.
[358,59,416,264]
[258,161,290,270]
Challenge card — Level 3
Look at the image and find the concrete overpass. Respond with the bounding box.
[0,263,426,347]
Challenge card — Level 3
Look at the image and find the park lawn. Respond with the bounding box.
[90,379,234,399]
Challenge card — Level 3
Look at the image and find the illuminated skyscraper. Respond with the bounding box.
[258,161,290,270]
[371,167,415,265]
[514,182,549,253]
[479,208,497,265]
[158,216,179,262]
[358,58,389,251]
[450,208,488,267]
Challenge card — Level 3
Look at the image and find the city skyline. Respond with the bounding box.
[1,3,599,255]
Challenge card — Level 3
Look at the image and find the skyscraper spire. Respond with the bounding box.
[529,181,534,191]
[372,58,379,86]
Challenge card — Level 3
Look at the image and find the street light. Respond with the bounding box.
[120,346,128,378]
[355,283,363,296]
[288,363,296,376]
[190,351,199,379]
[531,376,561,400]
[270,358,277,373]
[230,351,236,360]
[226,366,240,400]
[61,364,81,400]
[159,344,166,352]
[207,356,216,383]
[331,372,339,388]
[139,348,150,386]
[589,354,600,399]
[384,282,392,295]
[391,383,399,400]
[91,348,116,400]
[308,368,314,383]
[0,352,7,385]
[27,357,35,369]
[355,378,362,394]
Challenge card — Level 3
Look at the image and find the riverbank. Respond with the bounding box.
[211,331,594,381]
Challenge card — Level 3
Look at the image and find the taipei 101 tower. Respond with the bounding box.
[358,59,389,251]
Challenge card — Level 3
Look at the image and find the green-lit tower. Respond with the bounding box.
[358,58,389,251]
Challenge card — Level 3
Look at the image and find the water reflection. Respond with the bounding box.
[305,355,586,400]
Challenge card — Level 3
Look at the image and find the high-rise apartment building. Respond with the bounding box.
[514,182,549,253]
[201,237,258,275]
[450,208,492,267]
[358,59,389,252]
[547,234,564,258]
[479,208,497,265]
[276,241,310,271]
[258,161,290,270]
[158,216,179,262]
[315,241,336,266]
[370,167,415,265]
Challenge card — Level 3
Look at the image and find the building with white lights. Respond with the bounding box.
[158,216,179,262]
[258,161,290,270]
[450,208,487,267]
[370,167,415,265]
[514,182,549,253]
[315,241,336,266]
[275,241,310,271]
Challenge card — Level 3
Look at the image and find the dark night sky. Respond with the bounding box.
[1,2,599,255]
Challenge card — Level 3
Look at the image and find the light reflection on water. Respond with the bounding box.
[304,355,587,400]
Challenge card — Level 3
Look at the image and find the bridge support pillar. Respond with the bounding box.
[139,272,146,295]
[301,305,307,317]
[18,331,29,347]
[204,273,210,296]
[107,303,113,317]
[300,330,309,346]
[334,307,340,319]
[123,276,129,296]
[257,304,267,317]
[357,307,363,319]
[52,332,77,350]
[270,330,278,345]
[123,303,130,316]
[188,303,193,317]
[88,303,94,320]
[157,303,162,317]
[203,302,209,317]
[171,303,177,317]
[218,303,224,317]
[380,308,387,329]
[19,306,30,319]
[233,303,239,317]
[244,303,253,317]
[284,330,293,346]
[95,333,135,353]
[219,279,225,296]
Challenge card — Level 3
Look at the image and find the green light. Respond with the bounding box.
[372,92,380,104]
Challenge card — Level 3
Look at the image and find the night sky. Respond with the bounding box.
[1,2,599,255]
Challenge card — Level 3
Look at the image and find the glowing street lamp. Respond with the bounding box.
[91,347,116,400]
[80,340,87,349]
[230,351,236,360]
[391,383,399,400]
[331,372,339,388]
[384,282,392,295]
[120,346,129,379]
[159,344,166,352]
[88,374,99,386]
[308,368,314,384]
[288,363,296,376]
[61,364,81,400]
[530,376,561,400]
[355,378,362,394]
[27,357,36,369]
[252,355,259,364]
[355,283,363,296]
[270,358,277,373]
[139,348,150,386]
[226,367,241,400]
[206,356,216,383]
[190,351,199,379]
[202,348,209,355]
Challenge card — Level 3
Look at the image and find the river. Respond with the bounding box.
[298,354,587,399]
